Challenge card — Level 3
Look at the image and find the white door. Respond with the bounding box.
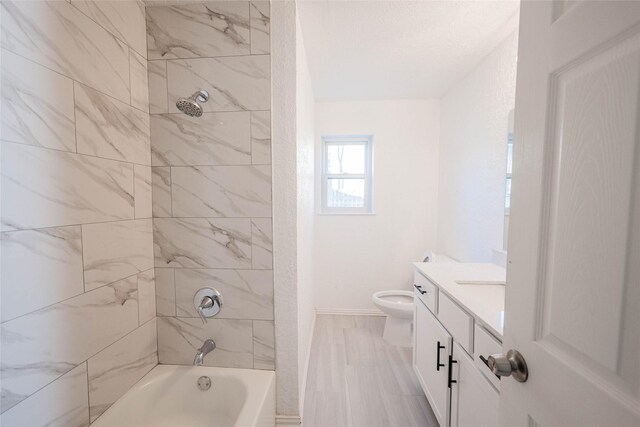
[502,1,640,426]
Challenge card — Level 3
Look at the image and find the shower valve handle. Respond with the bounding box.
[197,296,214,324]
[194,288,223,324]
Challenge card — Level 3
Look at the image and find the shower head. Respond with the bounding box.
[176,90,209,117]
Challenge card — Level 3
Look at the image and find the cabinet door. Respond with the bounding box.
[450,343,499,427]
[414,300,452,427]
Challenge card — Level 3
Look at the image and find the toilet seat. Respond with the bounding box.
[372,290,415,347]
[372,290,414,319]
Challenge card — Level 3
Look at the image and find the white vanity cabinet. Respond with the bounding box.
[414,300,452,427]
[450,343,500,427]
[412,268,502,427]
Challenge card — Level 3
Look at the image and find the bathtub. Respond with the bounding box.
[91,365,275,427]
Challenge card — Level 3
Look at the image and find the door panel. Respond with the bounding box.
[414,300,452,427]
[541,29,640,383]
[503,1,640,426]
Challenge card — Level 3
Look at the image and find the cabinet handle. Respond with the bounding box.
[448,354,458,388]
[436,341,445,371]
[479,355,501,380]
[413,284,427,295]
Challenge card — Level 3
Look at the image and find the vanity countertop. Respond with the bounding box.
[413,262,506,339]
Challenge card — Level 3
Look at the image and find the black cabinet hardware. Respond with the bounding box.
[436,341,445,371]
[447,354,458,388]
[413,284,426,294]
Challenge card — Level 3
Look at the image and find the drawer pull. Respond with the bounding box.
[447,354,458,388]
[436,341,445,371]
[413,284,427,295]
[479,355,501,380]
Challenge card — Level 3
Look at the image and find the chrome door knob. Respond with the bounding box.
[487,349,528,382]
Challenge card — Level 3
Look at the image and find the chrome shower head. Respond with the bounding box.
[176,90,209,117]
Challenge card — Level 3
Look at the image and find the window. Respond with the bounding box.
[321,135,373,214]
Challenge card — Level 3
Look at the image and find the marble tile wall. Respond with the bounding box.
[1,1,156,426]
[147,1,274,371]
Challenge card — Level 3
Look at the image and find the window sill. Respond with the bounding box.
[317,211,377,216]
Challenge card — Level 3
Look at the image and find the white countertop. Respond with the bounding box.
[414,262,506,339]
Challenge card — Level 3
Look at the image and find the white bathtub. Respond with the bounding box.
[91,365,275,427]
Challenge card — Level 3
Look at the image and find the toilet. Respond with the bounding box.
[372,251,453,347]
[372,290,414,347]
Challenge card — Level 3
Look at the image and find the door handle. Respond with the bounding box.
[487,350,528,382]
[479,355,501,380]
[447,354,458,388]
[436,341,445,371]
[413,284,427,294]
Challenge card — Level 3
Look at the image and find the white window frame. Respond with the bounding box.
[320,135,374,214]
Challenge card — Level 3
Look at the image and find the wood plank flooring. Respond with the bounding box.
[302,315,439,427]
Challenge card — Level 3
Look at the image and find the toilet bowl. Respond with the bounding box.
[372,290,414,347]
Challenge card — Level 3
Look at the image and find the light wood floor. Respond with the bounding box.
[302,315,439,427]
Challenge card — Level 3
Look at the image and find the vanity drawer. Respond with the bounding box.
[413,272,437,313]
[473,324,502,391]
[437,293,473,354]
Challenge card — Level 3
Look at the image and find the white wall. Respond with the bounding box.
[437,30,519,262]
[271,1,300,420]
[295,12,316,416]
[314,100,440,311]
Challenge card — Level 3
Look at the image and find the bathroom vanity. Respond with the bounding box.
[412,262,506,427]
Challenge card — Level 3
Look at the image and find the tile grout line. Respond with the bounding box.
[3,318,156,418]
[1,267,154,325]
[72,82,79,153]
[129,47,133,106]
[85,361,91,424]
[2,216,274,235]
[67,0,148,62]
[0,47,150,116]
[1,139,153,168]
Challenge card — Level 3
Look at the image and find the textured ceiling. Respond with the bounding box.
[297,0,520,101]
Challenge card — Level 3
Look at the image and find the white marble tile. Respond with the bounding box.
[251,111,271,164]
[135,165,153,219]
[71,0,147,58]
[250,2,270,55]
[137,269,156,325]
[0,277,138,412]
[171,165,272,218]
[1,142,134,231]
[1,1,130,103]
[146,2,250,60]
[148,60,168,114]
[175,269,273,320]
[82,219,154,291]
[1,226,84,323]
[253,320,275,370]
[167,55,270,112]
[87,319,157,422]
[0,363,89,427]
[129,49,149,112]
[150,112,251,166]
[75,83,151,165]
[251,218,273,269]
[0,49,76,152]
[154,218,251,269]
[157,317,253,368]
[155,268,176,317]
[152,167,172,218]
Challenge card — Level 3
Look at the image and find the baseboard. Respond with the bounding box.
[298,312,316,420]
[276,414,302,426]
[315,308,386,316]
